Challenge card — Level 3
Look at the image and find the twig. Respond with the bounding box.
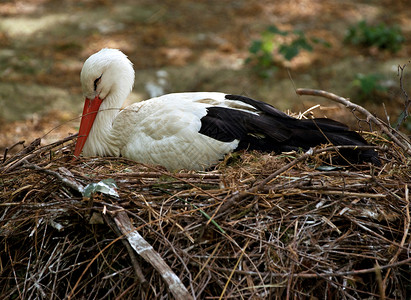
[213,145,380,218]
[292,256,411,279]
[296,88,411,156]
[21,160,84,194]
[1,138,40,167]
[219,240,249,300]
[1,134,77,172]
[68,232,126,299]
[102,214,148,287]
[254,145,379,190]
[196,256,411,278]
[2,140,25,163]
[395,63,411,130]
[382,184,410,287]
[112,210,193,300]
[24,156,190,297]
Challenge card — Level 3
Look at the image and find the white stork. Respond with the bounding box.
[74,48,379,170]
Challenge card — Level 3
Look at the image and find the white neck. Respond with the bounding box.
[79,48,135,157]
[82,92,125,157]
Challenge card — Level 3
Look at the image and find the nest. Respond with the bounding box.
[1,89,411,299]
[1,131,410,300]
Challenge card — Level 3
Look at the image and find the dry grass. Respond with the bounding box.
[0,125,410,299]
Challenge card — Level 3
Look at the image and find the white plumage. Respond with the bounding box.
[76,49,253,170]
[95,92,251,170]
[74,48,380,169]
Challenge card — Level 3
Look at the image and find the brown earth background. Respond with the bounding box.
[0,0,410,152]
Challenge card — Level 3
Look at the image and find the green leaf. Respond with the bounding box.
[344,20,404,53]
[247,24,330,77]
[261,39,274,53]
[352,73,387,96]
[293,38,313,51]
[279,45,299,61]
[249,40,263,54]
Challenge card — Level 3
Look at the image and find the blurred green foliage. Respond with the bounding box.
[345,20,404,53]
[351,73,387,100]
[246,25,330,78]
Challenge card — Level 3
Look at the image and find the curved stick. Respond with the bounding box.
[296,88,411,156]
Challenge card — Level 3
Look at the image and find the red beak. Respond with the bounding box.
[73,96,103,158]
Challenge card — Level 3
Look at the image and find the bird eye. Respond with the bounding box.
[94,75,102,91]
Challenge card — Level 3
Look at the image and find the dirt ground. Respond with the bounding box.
[0,0,410,152]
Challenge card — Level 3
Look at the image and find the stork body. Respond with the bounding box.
[74,49,380,170]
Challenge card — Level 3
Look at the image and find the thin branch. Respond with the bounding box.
[22,160,84,194]
[213,144,381,218]
[112,210,193,300]
[102,213,148,287]
[203,256,411,278]
[1,134,77,172]
[395,63,411,130]
[296,88,411,155]
[2,140,25,163]
[292,256,411,279]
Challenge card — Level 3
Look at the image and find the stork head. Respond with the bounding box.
[80,48,135,101]
[74,48,135,158]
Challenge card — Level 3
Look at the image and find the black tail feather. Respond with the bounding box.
[199,95,380,165]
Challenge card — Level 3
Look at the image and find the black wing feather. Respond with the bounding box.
[199,94,380,165]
